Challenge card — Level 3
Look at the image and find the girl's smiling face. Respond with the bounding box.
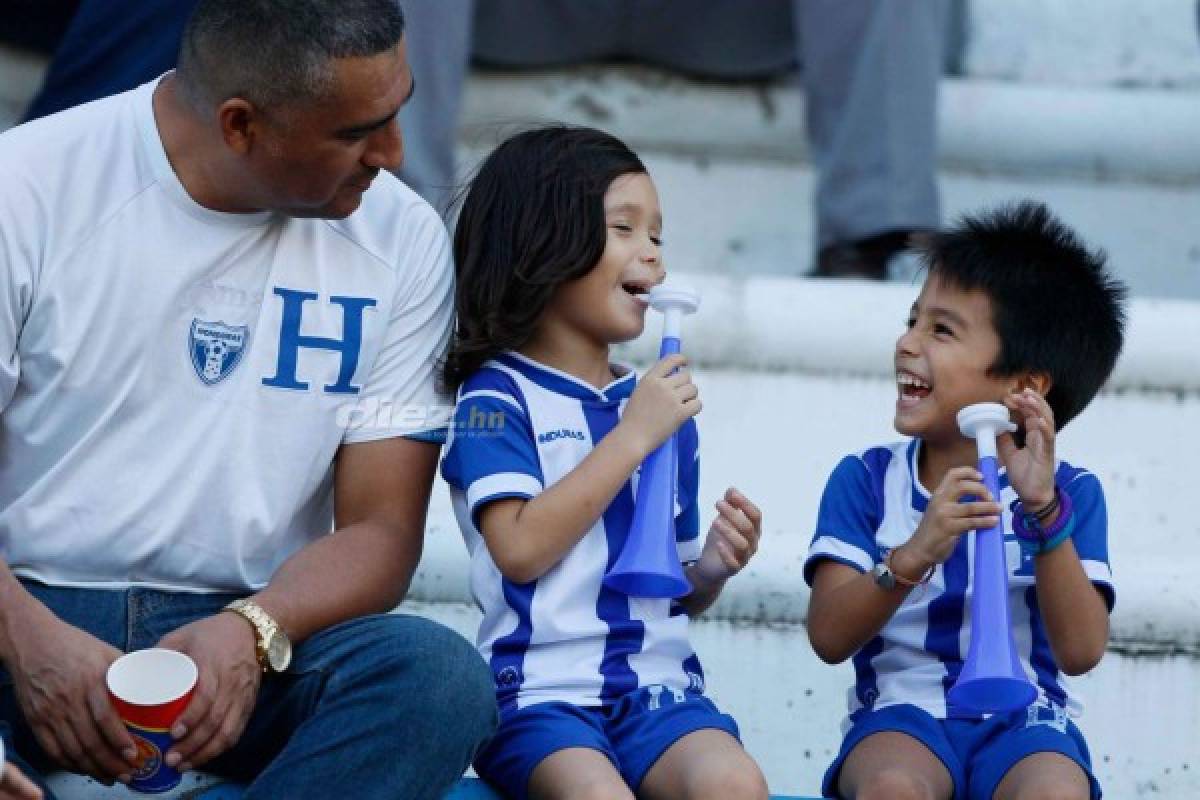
[540,172,665,348]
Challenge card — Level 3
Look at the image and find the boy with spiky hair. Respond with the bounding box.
[806,202,1126,800]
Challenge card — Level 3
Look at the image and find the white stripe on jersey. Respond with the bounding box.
[459,389,524,411]
[809,535,874,573]
[467,472,545,514]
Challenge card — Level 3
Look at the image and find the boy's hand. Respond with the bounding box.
[618,354,700,457]
[693,488,762,588]
[998,388,1057,509]
[904,467,1002,568]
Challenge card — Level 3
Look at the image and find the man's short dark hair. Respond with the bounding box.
[920,200,1127,429]
[176,0,405,111]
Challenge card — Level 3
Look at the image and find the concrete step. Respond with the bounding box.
[611,152,1200,301]
[964,0,1200,88]
[48,773,821,799]
[462,69,1200,185]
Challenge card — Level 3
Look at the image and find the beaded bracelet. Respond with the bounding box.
[1012,486,1075,556]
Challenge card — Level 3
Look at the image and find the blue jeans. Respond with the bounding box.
[0,581,497,800]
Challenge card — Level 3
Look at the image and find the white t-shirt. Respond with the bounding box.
[441,353,707,716]
[805,439,1115,728]
[0,78,453,592]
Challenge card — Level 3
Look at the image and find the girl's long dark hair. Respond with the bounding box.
[443,125,647,391]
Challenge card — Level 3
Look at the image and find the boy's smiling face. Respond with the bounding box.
[894,273,1017,444]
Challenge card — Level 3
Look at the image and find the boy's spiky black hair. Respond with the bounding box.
[919,200,1127,428]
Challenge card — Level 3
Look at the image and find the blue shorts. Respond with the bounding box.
[823,702,1101,800]
[473,686,741,799]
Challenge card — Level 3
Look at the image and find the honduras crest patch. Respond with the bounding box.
[190,319,249,385]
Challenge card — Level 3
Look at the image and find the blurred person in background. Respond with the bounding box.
[469,0,948,280]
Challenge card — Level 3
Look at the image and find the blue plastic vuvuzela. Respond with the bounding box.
[604,286,700,599]
[948,403,1038,714]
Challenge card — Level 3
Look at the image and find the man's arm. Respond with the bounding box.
[160,435,439,772]
[259,434,439,640]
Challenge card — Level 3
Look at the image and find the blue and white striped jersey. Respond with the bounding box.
[805,440,1115,727]
[441,352,706,718]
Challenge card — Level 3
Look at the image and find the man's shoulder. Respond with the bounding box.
[321,173,449,276]
[0,87,138,170]
[0,87,153,242]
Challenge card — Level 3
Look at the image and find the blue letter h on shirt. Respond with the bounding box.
[262,287,377,394]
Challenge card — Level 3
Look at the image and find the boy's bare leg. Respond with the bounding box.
[993,752,1089,800]
[529,747,634,800]
[638,729,768,800]
[838,731,953,800]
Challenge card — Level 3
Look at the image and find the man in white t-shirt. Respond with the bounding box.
[0,1,495,797]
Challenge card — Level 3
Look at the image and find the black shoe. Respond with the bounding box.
[811,230,920,280]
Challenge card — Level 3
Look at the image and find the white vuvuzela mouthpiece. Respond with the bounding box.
[648,285,701,315]
[957,402,1017,458]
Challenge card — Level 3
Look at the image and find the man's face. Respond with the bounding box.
[248,39,414,219]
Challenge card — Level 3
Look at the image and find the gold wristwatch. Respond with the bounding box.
[223,598,293,674]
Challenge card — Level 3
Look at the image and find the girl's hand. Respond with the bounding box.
[693,488,763,588]
[998,388,1057,509]
[903,466,1001,568]
[618,354,700,457]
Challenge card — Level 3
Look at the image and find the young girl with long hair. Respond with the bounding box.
[441,126,769,800]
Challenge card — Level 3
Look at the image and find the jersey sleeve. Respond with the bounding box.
[342,207,455,445]
[674,418,702,563]
[1059,467,1115,610]
[441,376,543,528]
[804,455,882,585]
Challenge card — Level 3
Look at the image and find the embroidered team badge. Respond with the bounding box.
[189,319,249,385]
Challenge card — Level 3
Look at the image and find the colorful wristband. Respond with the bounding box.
[1012,486,1075,555]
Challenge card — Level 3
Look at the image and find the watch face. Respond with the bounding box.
[266,633,292,672]
[872,563,896,591]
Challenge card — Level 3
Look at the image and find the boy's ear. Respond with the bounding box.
[1014,372,1053,396]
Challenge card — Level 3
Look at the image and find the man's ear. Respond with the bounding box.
[217,98,259,155]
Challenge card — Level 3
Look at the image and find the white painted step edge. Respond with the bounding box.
[463,71,1200,184]
[603,273,1200,394]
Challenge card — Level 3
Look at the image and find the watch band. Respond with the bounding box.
[872,549,935,592]
[224,598,286,673]
[884,548,935,587]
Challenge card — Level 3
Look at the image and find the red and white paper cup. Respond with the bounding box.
[106,649,197,793]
